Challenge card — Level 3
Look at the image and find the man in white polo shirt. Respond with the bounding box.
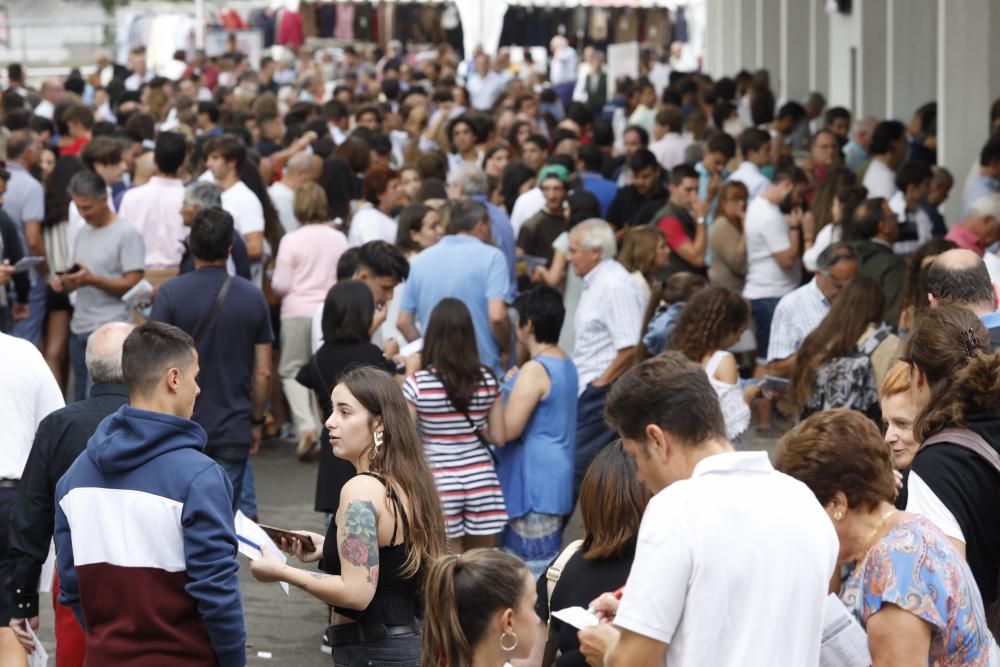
[579,352,837,667]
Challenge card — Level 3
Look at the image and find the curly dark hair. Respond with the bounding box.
[668,287,749,363]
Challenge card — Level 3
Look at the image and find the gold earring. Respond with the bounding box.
[834,511,843,521]
[371,430,384,461]
[500,631,518,652]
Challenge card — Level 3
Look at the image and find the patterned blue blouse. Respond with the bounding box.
[841,515,997,666]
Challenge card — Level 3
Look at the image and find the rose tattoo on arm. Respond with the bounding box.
[340,499,380,587]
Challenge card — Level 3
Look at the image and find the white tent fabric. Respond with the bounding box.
[454,0,509,57]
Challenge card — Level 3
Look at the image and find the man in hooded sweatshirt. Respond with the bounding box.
[53,321,246,667]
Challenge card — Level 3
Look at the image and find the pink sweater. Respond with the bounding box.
[270,224,348,319]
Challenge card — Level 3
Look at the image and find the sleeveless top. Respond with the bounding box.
[705,351,751,442]
[320,472,420,624]
[495,355,579,519]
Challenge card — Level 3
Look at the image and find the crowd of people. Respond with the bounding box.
[1,27,1000,667]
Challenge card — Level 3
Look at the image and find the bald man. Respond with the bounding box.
[926,247,1000,348]
[7,322,134,663]
[268,150,315,234]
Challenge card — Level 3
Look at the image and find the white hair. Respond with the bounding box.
[447,165,488,197]
[571,218,617,259]
[970,193,1000,221]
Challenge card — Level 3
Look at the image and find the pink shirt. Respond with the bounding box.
[118,176,186,267]
[271,224,348,319]
[944,224,985,257]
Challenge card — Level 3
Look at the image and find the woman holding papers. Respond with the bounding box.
[250,366,447,666]
[776,409,998,666]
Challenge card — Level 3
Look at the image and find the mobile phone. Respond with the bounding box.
[56,264,81,276]
[762,375,791,393]
[258,524,316,552]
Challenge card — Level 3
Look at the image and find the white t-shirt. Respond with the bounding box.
[649,133,693,172]
[615,452,837,667]
[221,181,265,237]
[268,181,299,234]
[347,205,397,247]
[862,158,898,200]
[742,197,801,299]
[905,469,966,543]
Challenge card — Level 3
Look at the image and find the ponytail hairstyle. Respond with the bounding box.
[338,367,447,579]
[902,304,992,441]
[422,549,530,667]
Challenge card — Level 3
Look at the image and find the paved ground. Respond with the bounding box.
[33,430,780,665]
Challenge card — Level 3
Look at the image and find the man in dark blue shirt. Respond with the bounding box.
[151,208,272,505]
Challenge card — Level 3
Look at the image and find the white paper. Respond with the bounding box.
[26,623,49,667]
[14,256,45,273]
[551,606,599,630]
[120,278,154,310]
[399,338,423,357]
[37,541,55,593]
[820,594,872,667]
[234,511,289,594]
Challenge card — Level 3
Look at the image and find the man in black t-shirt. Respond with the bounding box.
[606,149,668,237]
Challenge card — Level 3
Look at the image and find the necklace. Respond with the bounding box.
[862,508,897,556]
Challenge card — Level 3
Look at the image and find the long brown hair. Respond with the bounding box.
[422,298,492,413]
[788,277,884,411]
[617,225,661,276]
[579,441,651,559]
[422,549,529,667]
[810,166,855,233]
[668,286,750,363]
[339,367,447,578]
[638,272,708,362]
[901,304,991,441]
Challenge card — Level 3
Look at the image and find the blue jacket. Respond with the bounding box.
[55,406,246,667]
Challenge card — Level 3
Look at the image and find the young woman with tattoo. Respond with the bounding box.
[250,366,447,666]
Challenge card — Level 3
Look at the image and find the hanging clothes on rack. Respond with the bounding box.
[277,7,304,47]
[335,4,355,41]
[317,1,336,38]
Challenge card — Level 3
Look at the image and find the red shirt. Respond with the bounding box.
[61,136,91,157]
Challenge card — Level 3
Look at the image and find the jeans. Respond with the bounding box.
[239,459,257,517]
[332,631,421,667]
[208,446,249,513]
[12,280,46,347]
[572,382,616,503]
[750,297,782,365]
[69,331,93,402]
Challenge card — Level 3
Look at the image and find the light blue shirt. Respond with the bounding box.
[962,175,1000,217]
[401,235,510,373]
[471,194,518,301]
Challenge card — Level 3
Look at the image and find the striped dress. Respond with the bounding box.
[403,368,508,539]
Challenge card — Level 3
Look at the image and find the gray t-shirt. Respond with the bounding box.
[70,217,145,335]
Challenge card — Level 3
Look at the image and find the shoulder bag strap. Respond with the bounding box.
[192,275,233,344]
[541,539,584,667]
[922,427,1000,475]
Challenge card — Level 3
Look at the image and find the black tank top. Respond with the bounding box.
[320,472,420,623]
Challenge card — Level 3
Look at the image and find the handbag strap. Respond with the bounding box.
[541,539,584,667]
[192,275,232,344]
[922,427,1000,475]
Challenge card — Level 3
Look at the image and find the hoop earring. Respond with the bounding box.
[500,631,518,652]
[370,430,384,461]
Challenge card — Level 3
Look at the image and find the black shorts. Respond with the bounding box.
[0,486,18,624]
[46,286,72,312]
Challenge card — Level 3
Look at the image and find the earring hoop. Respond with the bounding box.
[500,631,518,652]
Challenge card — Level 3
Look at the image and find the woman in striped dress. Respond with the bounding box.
[403,298,508,553]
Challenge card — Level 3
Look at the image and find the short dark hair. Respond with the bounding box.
[895,160,932,193]
[669,163,698,186]
[578,144,604,173]
[323,99,349,123]
[122,322,196,398]
[522,134,548,152]
[623,125,650,147]
[513,286,565,345]
[63,104,95,130]
[356,241,409,282]
[198,101,220,123]
[337,247,361,281]
[190,207,234,262]
[605,352,726,446]
[592,119,614,148]
[655,106,684,134]
[852,197,889,240]
[627,148,660,174]
[322,280,374,344]
[772,165,808,186]
[926,256,995,308]
[80,136,122,170]
[980,136,1000,167]
[777,101,806,123]
[824,106,851,126]
[738,127,771,157]
[704,131,736,159]
[870,120,906,155]
[203,135,246,169]
[155,132,187,176]
[551,127,580,148]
